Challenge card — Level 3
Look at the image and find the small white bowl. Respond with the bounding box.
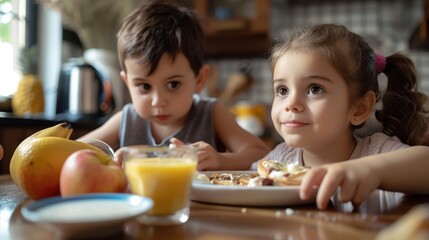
[21,193,153,238]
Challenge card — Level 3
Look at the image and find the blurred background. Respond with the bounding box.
[1,0,428,173]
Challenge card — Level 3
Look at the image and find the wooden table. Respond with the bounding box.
[1,174,428,240]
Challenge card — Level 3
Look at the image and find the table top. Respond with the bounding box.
[1,174,428,240]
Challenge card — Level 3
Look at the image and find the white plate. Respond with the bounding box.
[191,171,317,207]
[21,193,153,238]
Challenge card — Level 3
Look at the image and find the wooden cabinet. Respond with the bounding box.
[193,0,271,58]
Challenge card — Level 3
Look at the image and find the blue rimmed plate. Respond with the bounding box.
[21,193,153,238]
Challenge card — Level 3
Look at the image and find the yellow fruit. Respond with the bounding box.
[9,122,111,200]
[12,74,45,115]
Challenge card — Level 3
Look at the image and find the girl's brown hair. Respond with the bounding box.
[269,24,428,145]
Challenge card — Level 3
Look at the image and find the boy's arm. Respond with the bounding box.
[212,102,269,170]
[77,111,122,150]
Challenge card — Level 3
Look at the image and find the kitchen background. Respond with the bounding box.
[192,0,428,143]
[1,0,429,173]
[57,0,429,105]
[58,0,429,140]
[207,0,427,104]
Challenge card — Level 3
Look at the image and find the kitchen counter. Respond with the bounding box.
[0,111,110,174]
[0,111,109,128]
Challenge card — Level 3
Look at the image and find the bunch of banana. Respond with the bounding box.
[9,122,112,200]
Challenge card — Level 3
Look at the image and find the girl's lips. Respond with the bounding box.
[283,121,308,128]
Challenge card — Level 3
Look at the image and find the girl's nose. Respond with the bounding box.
[284,92,304,112]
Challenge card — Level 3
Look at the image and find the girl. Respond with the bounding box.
[256,24,429,210]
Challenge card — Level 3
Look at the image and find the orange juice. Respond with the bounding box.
[125,158,197,215]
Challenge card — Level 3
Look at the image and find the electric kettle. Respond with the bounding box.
[56,58,114,117]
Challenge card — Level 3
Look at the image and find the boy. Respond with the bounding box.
[79,1,268,170]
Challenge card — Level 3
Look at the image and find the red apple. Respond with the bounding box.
[60,149,128,197]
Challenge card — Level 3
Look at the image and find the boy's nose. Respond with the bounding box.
[151,91,167,107]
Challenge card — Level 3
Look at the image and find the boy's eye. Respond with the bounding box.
[138,83,151,92]
[168,81,181,89]
[307,85,324,95]
[275,85,288,97]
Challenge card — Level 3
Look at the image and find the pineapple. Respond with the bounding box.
[12,46,45,115]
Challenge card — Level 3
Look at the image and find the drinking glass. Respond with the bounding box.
[78,138,115,159]
[123,145,197,226]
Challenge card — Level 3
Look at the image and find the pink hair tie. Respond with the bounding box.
[375,53,386,74]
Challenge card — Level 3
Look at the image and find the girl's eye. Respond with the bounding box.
[275,85,288,97]
[307,85,324,95]
[168,81,181,89]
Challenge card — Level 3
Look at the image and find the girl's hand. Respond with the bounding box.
[0,144,3,160]
[299,160,381,210]
[170,138,221,170]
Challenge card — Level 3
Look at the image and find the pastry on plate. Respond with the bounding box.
[254,159,311,186]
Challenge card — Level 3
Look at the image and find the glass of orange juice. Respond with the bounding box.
[123,145,197,226]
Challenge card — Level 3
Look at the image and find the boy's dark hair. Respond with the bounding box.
[117,1,205,76]
[270,24,429,146]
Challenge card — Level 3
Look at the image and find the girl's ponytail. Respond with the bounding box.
[375,53,429,145]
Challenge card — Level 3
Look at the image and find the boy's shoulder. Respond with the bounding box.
[121,102,135,112]
[193,94,217,103]
[191,95,218,113]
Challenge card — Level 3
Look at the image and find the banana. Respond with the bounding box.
[25,122,73,140]
[9,122,112,200]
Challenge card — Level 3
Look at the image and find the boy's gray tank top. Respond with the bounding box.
[119,96,226,152]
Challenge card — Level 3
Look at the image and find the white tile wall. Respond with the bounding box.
[206,0,429,105]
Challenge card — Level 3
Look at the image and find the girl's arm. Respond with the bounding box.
[300,146,429,209]
[372,146,429,193]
